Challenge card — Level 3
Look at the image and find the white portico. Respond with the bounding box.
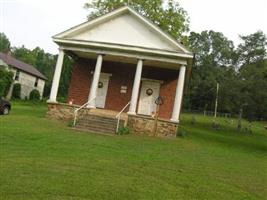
[48,6,193,125]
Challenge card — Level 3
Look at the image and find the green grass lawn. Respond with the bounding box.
[0,102,266,200]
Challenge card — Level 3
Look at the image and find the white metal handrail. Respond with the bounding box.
[73,97,96,126]
[115,101,131,133]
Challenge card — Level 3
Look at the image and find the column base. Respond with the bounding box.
[87,105,96,109]
[47,99,57,103]
[127,111,136,115]
[170,118,180,123]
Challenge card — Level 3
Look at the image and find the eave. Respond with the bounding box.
[53,38,193,65]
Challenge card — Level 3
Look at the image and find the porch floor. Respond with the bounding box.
[85,108,128,121]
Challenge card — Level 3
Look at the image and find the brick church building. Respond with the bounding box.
[47,6,193,137]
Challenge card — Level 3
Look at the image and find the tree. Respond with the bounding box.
[29,89,40,100]
[12,83,21,99]
[58,56,73,99]
[12,45,36,65]
[12,46,73,99]
[239,59,267,120]
[0,68,13,98]
[187,30,236,111]
[84,0,189,40]
[236,31,267,66]
[187,30,267,121]
[0,33,11,52]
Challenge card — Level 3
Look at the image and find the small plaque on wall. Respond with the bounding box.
[120,86,127,93]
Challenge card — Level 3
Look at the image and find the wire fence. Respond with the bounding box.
[183,109,232,118]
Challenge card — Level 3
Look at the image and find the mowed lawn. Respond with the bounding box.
[0,102,266,200]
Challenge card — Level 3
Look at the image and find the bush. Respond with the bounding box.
[29,89,40,100]
[176,127,186,137]
[117,127,130,135]
[12,83,21,99]
[0,68,13,98]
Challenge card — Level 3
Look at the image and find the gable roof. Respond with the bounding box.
[53,6,192,55]
[0,52,47,80]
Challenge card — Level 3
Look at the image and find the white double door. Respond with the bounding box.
[137,80,161,116]
[95,73,111,108]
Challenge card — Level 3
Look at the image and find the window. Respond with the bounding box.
[34,78,39,87]
[15,70,20,81]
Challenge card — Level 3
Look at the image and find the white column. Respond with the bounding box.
[128,59,143,115]
[171,65,186,122]
[87,54,103,108]
[48,49,65,103]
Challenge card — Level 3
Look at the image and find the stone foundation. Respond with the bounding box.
[47,102,79,121]
[128,115,178,138]
[47,103,178,138]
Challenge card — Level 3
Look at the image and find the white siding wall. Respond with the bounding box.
[14,69,45,99]
[73,13,180,51]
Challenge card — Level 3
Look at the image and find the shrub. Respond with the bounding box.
[0,68,13,98]
[176,127,186,137]
[29,89,40,100]
[12,83,21,99]
[57,96,67,103]
[117,127,130,135]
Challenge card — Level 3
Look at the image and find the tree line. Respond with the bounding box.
[0,0,266,120]
[0,33,73,100]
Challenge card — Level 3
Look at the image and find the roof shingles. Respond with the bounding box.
[0,52,47,80]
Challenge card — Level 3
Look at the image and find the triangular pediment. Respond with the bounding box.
[54,6,190,53]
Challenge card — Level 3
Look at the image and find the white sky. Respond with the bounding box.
[1,0,266,54]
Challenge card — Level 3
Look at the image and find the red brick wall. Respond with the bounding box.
[68,58,179,120]
[101,62,136,111]
[67,59,94,105]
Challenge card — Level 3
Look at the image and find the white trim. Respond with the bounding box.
[53,6,129,38]
[55,39,193,59]
[48,49,65,103]
[171,65,186,122]
[60,45,188,67]
[53,6,191,54]
[127,7,191,54]
[87,54,103,108]
[91,71,112,77]
[128,59,143,115]
[141,78,164,84]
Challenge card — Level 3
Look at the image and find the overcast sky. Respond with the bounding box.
[1,0,266,54]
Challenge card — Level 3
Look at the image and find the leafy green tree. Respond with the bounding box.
[12,46,36,65]
[84,0,189,40]
[12,83,21,99]
[58,56,73,99]
[187,30,267,121]
[0,33,11,52]
[12,46,73,99]
[239,60,267,120]
[0,68,13,98]
[187,30,235,111]
[237,31,267,66]
[29,89,40,100]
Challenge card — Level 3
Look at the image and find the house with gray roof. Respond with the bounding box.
[0,52,47,99]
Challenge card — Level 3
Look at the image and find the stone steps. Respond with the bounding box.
[72,127,115,136]
[75,114,124,134]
